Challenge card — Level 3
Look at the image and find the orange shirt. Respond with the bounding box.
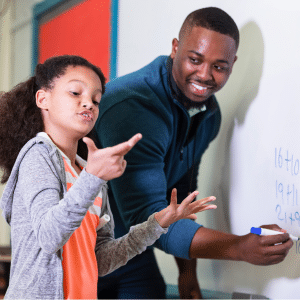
[61,156,102,299]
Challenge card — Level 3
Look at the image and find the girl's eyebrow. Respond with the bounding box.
[68,79,102,93]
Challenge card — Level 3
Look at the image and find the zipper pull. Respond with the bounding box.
[180,148,183,161]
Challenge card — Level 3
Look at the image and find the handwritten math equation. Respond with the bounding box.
[275,147,300,176]
[275,147,300,230]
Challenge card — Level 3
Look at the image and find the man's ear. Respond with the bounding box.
[170,38,179,59]
[36,89,48,110]
[228,55,238,75]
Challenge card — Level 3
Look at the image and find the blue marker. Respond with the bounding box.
[251,227,299,241]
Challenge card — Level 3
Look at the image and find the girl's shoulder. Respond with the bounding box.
[0,135,63,225]
[10,134,65,188]
[17,135,58,166]
[20,135,66,179]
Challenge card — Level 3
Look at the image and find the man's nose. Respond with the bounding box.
[196,63,213,81]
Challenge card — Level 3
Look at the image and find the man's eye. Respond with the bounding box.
[189,57,199,64]
[71,91,80,96]
[93,101,99,106]
[215,65,228,71]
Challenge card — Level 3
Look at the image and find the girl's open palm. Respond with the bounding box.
[155,189,217,228]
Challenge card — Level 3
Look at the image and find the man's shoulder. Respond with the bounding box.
[99,56,171,116]
[109,55,167,83]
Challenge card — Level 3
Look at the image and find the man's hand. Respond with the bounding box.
[190,224,293,265]
[83,133,142,181]
[154,188,216,228]
[238,224,293,265]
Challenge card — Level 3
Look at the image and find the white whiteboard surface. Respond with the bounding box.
[118,0,300,298]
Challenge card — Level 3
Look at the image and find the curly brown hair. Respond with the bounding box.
[0,55,106,183]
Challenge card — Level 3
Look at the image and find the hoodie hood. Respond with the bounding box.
[0,135,66,225]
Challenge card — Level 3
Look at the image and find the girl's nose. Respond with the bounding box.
[82,98,93,110]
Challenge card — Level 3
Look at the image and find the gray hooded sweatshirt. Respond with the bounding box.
[0,135,168,299]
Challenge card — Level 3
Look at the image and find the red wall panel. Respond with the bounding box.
[38,0,111,79]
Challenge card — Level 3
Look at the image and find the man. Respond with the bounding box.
[95,7,293,299]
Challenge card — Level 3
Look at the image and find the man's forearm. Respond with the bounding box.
[175,256,198,273]
[189,226,293,266]
[175,257,202,299]
[189,227,241,260]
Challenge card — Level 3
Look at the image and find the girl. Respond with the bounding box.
[0,55,216,299]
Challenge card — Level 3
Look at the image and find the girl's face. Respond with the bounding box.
[37,65,102,140]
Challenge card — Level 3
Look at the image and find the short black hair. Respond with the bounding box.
[179,7,239,49]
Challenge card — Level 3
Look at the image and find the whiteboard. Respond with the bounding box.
[117,0,300,298]
[219,2,300,298]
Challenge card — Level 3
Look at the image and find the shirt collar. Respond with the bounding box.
[36,132,87,168]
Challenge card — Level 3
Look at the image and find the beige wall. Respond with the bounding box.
[0,0,42,246]
[0,0,13,246]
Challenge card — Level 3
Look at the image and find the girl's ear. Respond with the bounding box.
[36,89,48,110]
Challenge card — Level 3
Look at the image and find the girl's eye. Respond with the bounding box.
[71,91,80,96]
[93,101,100,106]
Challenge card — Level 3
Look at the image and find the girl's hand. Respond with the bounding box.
[154,188,217,228]
[83,133,142,181]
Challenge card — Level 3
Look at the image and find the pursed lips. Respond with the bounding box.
[79,111,93,121]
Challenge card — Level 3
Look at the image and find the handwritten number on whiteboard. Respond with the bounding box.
[275,147,283,168]
[276,205,284,221]
[275,147,300,175]
[295,212,300,227]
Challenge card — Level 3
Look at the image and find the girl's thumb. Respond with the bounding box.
[82,137,98,153]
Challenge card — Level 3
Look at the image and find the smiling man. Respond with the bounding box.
[171,27,237,102]
[95,7,292,299]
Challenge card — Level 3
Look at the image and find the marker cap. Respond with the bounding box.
[250,227,262,235]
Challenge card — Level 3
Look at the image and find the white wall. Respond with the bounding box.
[118,0,300,298]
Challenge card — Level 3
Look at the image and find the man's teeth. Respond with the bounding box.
[192,83,207,91]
